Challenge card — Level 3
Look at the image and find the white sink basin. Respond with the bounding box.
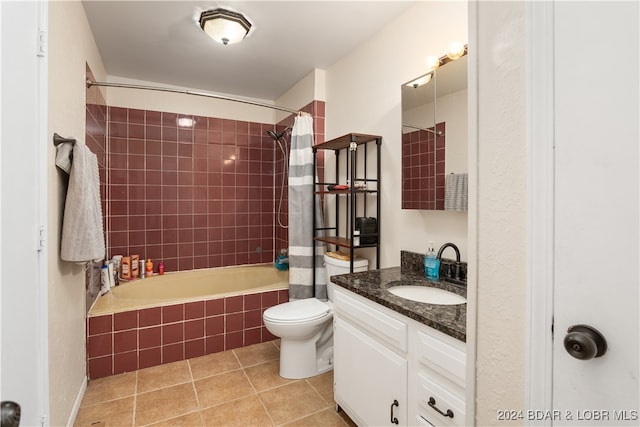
[388,285,466,305]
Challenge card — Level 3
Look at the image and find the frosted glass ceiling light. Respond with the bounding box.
[447,42,466,60]
[199,8,252,45]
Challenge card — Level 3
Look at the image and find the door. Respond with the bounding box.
[0,1,49,425]
[553,1,638,424]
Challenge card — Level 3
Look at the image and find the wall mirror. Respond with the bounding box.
[401,52,468,210]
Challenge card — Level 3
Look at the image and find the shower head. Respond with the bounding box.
[267,127,291,141]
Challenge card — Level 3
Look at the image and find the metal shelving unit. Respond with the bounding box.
[312,133,382,275]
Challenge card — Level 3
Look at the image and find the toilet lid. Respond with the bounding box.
[263,298,330,323]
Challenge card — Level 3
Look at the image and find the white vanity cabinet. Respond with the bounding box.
[334,287,409,426]
[410,325,466,426]
[333,286,466,427]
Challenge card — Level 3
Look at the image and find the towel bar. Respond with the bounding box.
[53,133,76,146]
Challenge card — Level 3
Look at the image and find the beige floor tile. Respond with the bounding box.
[282,407,349,427]
[305,370,335,407]
[188,350,241,380]
[259,381,327,425]
[233,341,280,367]
[82,371,137,406]
[135,383,198,426]
[137,360,191,393]
[244,360,296,392]
[74,396,134,427]
[144,411,204,427]
[194,370,255,409]
[200,395,274,427]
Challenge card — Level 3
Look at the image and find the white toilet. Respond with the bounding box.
[263,254,369,379]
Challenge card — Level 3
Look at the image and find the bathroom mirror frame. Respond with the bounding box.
[401,48,468,210]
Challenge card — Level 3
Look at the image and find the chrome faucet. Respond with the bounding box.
[436,243,464,281]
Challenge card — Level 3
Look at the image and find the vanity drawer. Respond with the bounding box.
[417,373,465,427]
[334,288,408,353]
[415,328,465,387]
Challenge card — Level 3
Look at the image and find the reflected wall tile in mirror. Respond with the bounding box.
[401,122,445,210]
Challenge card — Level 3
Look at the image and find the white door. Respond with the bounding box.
[0,1,49,426]
[553,1,638,424]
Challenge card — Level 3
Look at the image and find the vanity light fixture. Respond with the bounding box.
[447,42,466,60]
[425,55,441,72]
[405,73,433,88]
[425,43,468,72]
[199,8,252,45]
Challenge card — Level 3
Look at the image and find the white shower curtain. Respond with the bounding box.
[288,115,327,300]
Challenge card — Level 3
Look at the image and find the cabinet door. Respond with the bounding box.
[335,318,408,426]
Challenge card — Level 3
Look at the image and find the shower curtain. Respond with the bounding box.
[288,115,327,300]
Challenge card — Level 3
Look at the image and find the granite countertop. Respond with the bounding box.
[330,267,466,342]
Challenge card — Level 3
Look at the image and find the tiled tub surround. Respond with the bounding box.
[106,100,326,273]
[85,65,108,310]
[329,251,466,342]
[87,267,289,379]
[107,108,280,271]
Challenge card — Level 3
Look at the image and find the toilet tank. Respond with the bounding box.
[324,254,368,301]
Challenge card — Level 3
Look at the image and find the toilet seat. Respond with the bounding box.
[263,298,331,323]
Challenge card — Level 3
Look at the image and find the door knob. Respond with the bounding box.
[563,325,607,360]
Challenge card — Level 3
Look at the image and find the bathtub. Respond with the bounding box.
[86,264,289,379]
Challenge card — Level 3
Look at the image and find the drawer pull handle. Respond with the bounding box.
[390,399,399,425]
[428,397,454,418]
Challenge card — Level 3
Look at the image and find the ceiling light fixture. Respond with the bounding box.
[199,8,252,45]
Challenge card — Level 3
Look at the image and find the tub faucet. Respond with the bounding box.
[436,243,462,280]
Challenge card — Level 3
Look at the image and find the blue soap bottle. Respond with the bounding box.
[424,242,440,280]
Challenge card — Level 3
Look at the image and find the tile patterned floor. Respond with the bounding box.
[74,341,356,427]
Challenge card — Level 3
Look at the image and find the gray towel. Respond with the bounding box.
[55,141,73,173]
[60,142,105,263]
[444,173,468,211]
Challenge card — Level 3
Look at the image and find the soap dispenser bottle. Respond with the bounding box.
[424,242,440,280]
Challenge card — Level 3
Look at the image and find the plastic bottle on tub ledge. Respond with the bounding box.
[100,263,111,294]
[158,261,165,275]
[275,249,289,271]
[145,258,154,277]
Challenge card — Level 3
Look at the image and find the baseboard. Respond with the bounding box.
[66,375,87,427]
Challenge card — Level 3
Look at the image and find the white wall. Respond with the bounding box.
[473,2,527,424]
[48,2,107,425]
[276,68,326,122]
[325,1,468,267]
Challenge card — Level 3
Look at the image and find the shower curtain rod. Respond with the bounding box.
[86,79,307,116]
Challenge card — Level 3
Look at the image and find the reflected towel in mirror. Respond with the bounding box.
[444,173,468,211]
